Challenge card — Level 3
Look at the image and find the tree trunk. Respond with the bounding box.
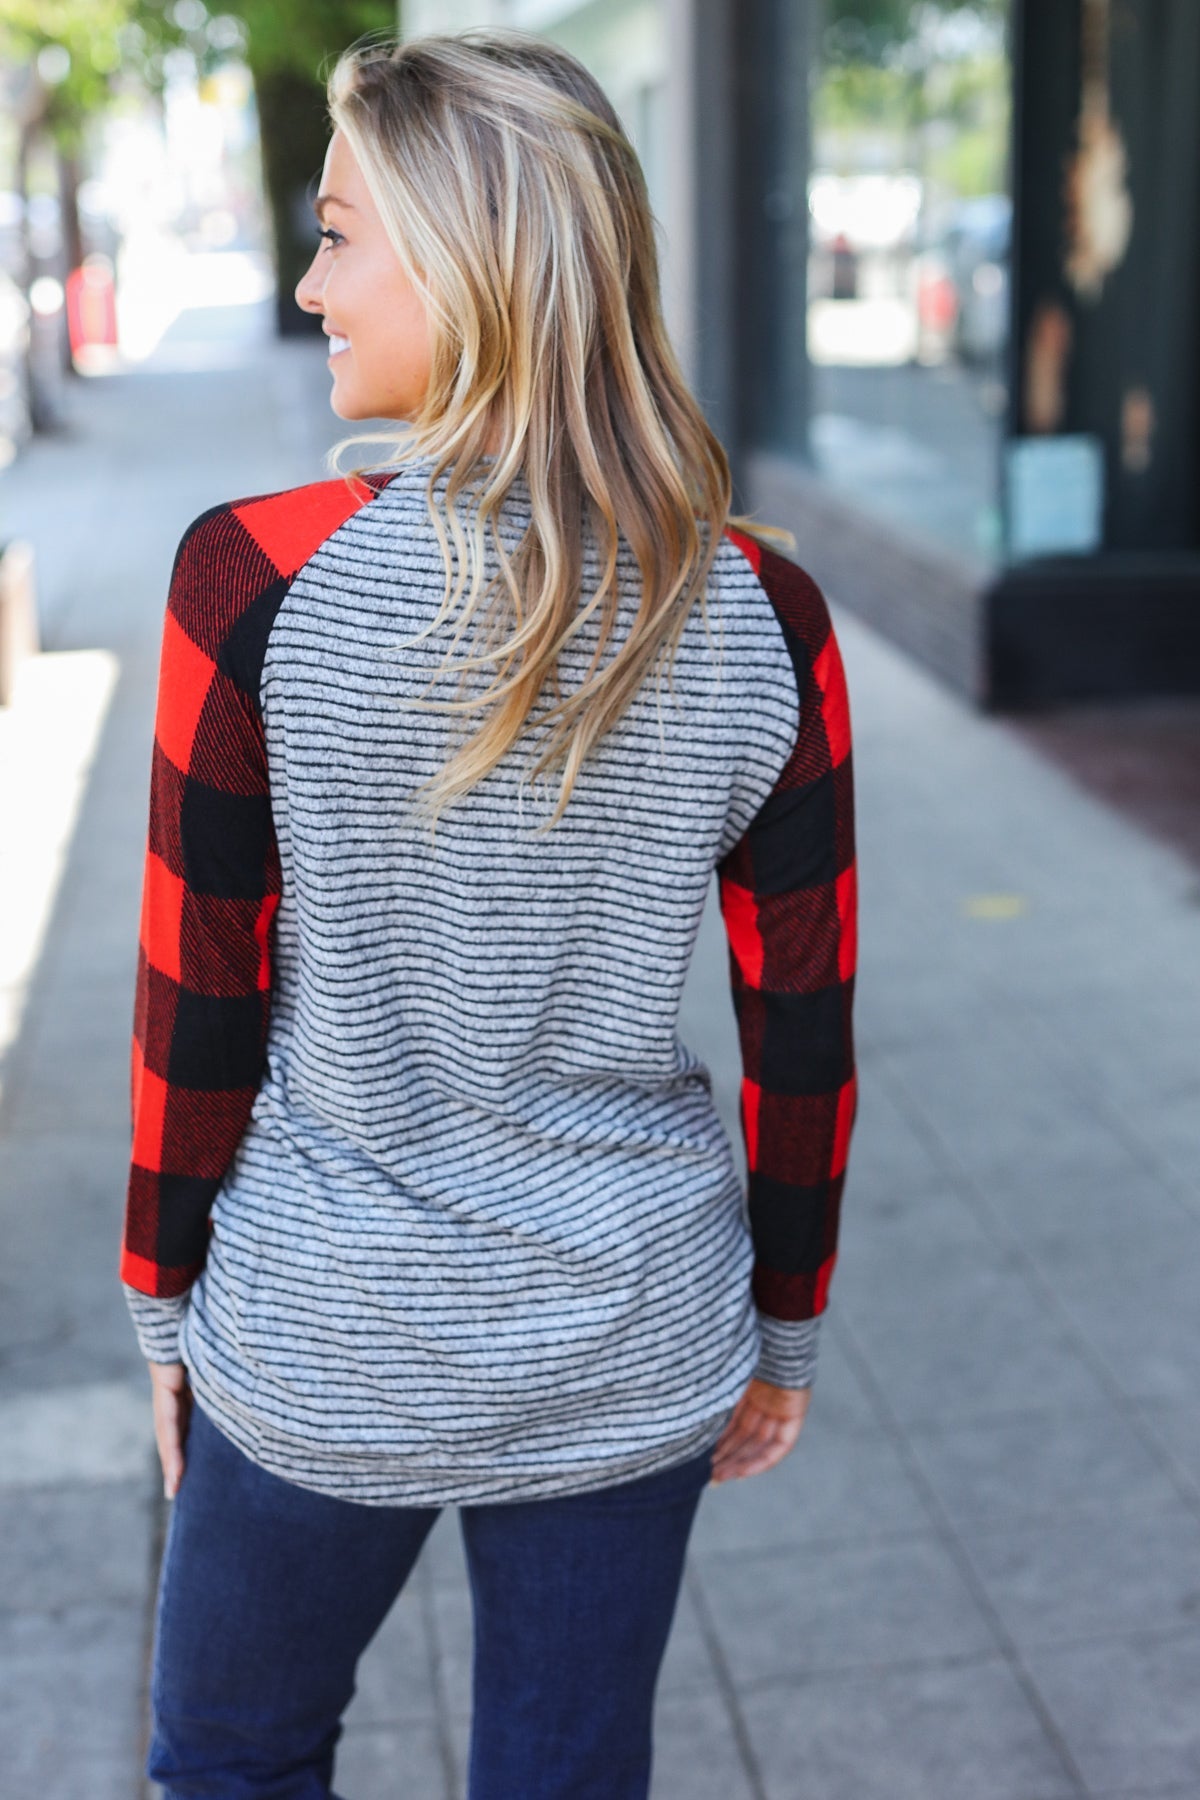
[57,144,84,377]
[15,118,60,432]
[57,144,85,272]
[250,62,331,338]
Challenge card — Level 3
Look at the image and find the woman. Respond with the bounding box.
[121,30,858,1799]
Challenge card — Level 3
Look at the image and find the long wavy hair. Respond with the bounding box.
[324,32,773,831]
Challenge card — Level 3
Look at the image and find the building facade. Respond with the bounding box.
[402,0,1200,708]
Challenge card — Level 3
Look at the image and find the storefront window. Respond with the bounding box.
[806,1,1013,562]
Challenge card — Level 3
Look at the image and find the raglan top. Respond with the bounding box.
[120,456,857,1505]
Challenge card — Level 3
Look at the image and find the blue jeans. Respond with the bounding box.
[148,1399,714,1799]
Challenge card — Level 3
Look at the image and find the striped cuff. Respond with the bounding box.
[123,1284,189,1364]
[755,1311,822,1389]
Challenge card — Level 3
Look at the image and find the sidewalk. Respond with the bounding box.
[1,295,1198,1800]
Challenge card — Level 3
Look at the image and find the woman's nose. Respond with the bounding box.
[294,256,324,314]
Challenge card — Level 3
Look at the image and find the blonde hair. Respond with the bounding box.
[324,32,781,830]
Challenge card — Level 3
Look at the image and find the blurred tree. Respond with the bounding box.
[0,0,194,419]
[0,0,399,358]
[823,0,1007,66]
[816,0,1010,186]
[213,1,398,335]
[0,1,192,277]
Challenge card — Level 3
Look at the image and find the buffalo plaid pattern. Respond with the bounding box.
[120,474,392,1298]
[719,530,858,1327]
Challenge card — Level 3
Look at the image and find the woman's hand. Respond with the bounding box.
[710,1375,812,1483]
[149,1360,193,1499]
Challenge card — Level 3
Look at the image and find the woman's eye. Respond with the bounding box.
[315,226,344,249]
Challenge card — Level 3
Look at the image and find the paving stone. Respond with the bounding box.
[834,1230,1111,1429]
[428,1694,756,1800]
[418,1507,471,1589]
[851,966,973,1058]
[1037,987,1200,1119]
[655,1580,719,1698]
[446,1711,471,1799]
[877,1011,1131,1181]
[10,983,131,1131]
[426,1575,474,1720]
[1043,1207,1200,1303]
[333,1719,452,1800]
[0,1132,143,1385]
[1088,1788,1200,1800]
[692,1531,997,1687]
[981,1146,1195,1265]
[1011,698,1200,878]
[649,1692,757,1798]
[0,1602,146,1763]
[691,1413,929,1557]
[836,1066,950,1200]
[958,1500,1200,1651]
[836,1171,1002,1276]
[1050,1245,1200,1403]
[2,1748,142,1800]
[0,1379,155,1489]
[903,1399,1182,1534]
[738,1655,1079,1800]
[1021,1628,1200,1794]
[0,1478,153,1613]
[1116,1088,1200,1201]
[343,1586,439,1728]
[1136,1397,1200,1493]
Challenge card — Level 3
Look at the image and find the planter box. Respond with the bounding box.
[0,539,39,706]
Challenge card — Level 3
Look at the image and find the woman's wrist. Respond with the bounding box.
[755,1311,821,1390]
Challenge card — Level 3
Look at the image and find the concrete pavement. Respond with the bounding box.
[1,290,1198,1800]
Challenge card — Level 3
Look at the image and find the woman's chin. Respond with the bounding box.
[329,387,411,427]
[328,388,365,421]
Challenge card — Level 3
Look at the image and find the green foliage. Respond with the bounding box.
[1,0,400,340]
[0,0,150,150]
[213,0,397,80]
[815,61,921,135]
[814,4,1010,195]
[822,0,1007,67]
[0,2,250,154]
[927,123,1005,197]
[0,0,399,152]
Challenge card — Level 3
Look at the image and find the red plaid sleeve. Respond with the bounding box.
[718,530,858,1357]
[120,474,391,1299]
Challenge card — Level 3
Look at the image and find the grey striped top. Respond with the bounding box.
[123,457,857,1505]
